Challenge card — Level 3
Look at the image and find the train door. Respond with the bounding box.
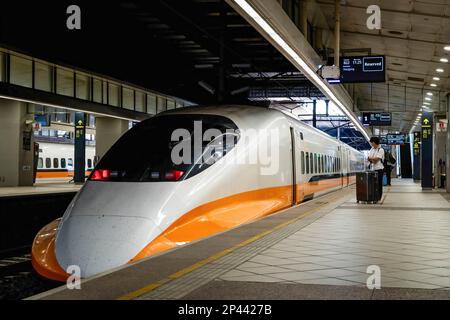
[290,127,297,206]
[342,148,349,187]
[293,129,304,204]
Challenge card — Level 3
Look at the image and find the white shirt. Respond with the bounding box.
[368,147,385,171]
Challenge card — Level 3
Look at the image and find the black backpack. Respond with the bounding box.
[384,151,396,166]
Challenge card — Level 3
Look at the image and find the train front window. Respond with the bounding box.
[91,114,240,182]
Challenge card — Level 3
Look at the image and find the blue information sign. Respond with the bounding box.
[421,113,433,189]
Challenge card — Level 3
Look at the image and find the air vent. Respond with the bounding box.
[389,30,404,35]
[407,76,425,83]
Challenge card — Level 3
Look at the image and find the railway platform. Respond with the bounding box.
[0,182,81,198]
[29,179,450,300]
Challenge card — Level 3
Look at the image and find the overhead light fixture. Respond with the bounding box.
[436,68,444,73]
[231,0,370,141]
[424,102,431,105]
[425,97,432,101]
[440,58,449,63]
[427,92,433,96]
[430,83,437,87]
[444,46,450,51]
[433,77,440,81]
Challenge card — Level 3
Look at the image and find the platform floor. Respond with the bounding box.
[31,179,450,300]
[0,181,81,197]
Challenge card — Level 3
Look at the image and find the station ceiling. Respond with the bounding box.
[318,0,450,132]
[0,0,321,106]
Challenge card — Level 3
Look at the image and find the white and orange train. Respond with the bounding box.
[32,105,365,281]
[36,142,96,181]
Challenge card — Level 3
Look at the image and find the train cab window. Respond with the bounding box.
[305,152,310,174]
[53,158,59,169]
[87,159,92,168]
[38,157,43,169]
[299,132,303,140]
[90,114,240,182]
[301,151,305,174]
[61,158,66,169]
[45,158,51,168]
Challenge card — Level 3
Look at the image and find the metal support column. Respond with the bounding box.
[74,112,86,184]
[334,0,340,67]
[312,100,317,128]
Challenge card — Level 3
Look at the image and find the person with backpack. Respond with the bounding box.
[383,149,396,186]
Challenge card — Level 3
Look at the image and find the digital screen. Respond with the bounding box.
[362,112,391,126]
[34,114,50,127]
[340,56,386,83]
[386,134,407,145]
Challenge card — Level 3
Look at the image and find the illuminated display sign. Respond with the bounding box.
[387,134,407,145]
[362,112,391,126]
[340,56,386,83]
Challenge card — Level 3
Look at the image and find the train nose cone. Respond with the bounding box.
[55,215,161,278]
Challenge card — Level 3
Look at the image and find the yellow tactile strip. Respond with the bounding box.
[119,192,353,300]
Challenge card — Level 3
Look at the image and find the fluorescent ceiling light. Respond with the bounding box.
[445,46,450,51]
[232,0,370,141]
[426,92,433,96]
[430,83,437,87]
[424,102,431,105]
[436,68,444,73]
[433,77,440,81]
[425,97,432,101]
[440,58,449,63]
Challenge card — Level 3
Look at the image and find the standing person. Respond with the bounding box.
[383,149,396,186]
[368,137,385,201]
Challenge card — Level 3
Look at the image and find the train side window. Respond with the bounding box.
[299,132,303,140]
[301,151,305,174]
[317,154,320,174]
[325,156,328,173]
[315,154,318,174]
[68,158,73,167]
[321,155,324,173]
[305,152,310,174]
[45,158,51,168]
[53,158,59,169]
[88,159,92,168]
[38,157,43,169]
[61,158,66,169]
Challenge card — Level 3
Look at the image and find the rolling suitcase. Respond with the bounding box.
[356,171,379,204]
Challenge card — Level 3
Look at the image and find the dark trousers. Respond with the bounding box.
[376,169,384,200]
[385,166,392,186]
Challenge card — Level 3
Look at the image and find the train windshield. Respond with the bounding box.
[90,114,240,182]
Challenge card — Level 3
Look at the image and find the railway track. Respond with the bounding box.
[0,247,60,300]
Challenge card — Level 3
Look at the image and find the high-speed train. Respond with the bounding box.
[36,142,96,182]
[32,105,365,281]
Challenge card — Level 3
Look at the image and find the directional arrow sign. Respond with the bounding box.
[423,118,429,125]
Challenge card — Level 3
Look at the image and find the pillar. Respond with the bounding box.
[0,98,34,187]
[74,112,86,184]
[95,117,129,160]
[446,94,450,192]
